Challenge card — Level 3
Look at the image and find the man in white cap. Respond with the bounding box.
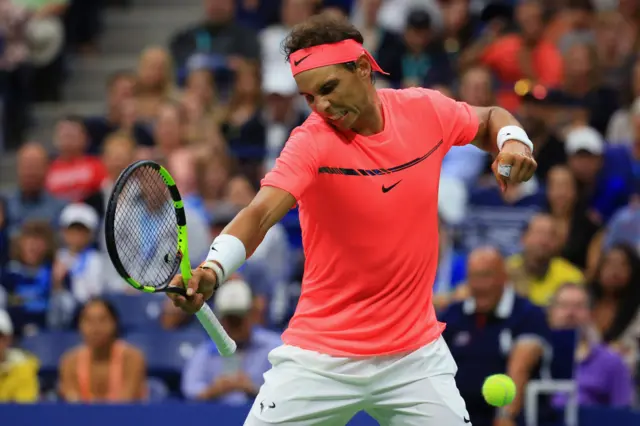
[53,203,109,312]
[0,310,39,402]
[181,279,281,405]
[565,126,634,224]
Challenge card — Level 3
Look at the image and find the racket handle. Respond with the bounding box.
[195,304,237,356]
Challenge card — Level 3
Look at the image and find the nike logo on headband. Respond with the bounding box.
[294,54,312,66]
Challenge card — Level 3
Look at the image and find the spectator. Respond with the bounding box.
[181,68,226,148]
[194,150,232,214]
[181,279,281,405]
[83,71,155,154]
[2,221,56,337]
[548,283,634,408]
[45,116,108,203]
[54,203,107,304]
[0,197,9,274]
[588,244,640,370]
[544,165,600,269]
[433,215,468,312]
[4,142,66,236]
[594,10,634,90]
[558,39,619,136]
[0,310,39,402]
[564,126,633,224]
[459,178,546,256]
[139,101,187,164]
[508,213,585,306]
[516,91,570,182]
[220,63,266,185]
[461,0,564,112]
[169,0,260,86]
[0,0,30,150]
[134,47,180,122]
[606,58,640,144]
[59,298,147,402]
[351,0,385,56]
[441,246,553,426]
[439,0,482,67]
[602,189,640,255]
[376,8,453,89]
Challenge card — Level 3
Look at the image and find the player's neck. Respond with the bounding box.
[350,91,384,136]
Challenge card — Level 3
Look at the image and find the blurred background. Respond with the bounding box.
[1,0,640,425]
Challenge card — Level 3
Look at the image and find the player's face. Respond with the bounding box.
[295,60,374,132]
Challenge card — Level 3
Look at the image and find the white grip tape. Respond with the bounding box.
[195,304,237,356]
[498,164,512,178]
[497,125,534,153]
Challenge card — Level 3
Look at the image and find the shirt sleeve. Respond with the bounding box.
[260,127,319,201]
[417,88,480,151]
[607,354,634,407]
[513,304,552,350]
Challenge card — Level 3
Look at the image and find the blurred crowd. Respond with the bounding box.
[1,0,640,422]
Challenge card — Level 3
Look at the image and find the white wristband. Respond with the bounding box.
[203,234,247,284]
[497,125,533,153]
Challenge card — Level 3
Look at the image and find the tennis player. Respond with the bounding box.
[168,15,537,426]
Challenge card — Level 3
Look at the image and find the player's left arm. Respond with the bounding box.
[470,106,537,192]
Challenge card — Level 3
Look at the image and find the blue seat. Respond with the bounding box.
[123,330,206,391]
[549,329,577,379]
[19,331,81,393]
[105,293,165,332]
[19,331,81,373]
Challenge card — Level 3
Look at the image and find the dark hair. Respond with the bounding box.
[75,297,122,337]
[588,244,640,342]
[282,14,370,78]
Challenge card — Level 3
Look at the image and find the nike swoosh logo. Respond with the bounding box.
[269,403,276,409]
[464,417,471,423]
[294,54,311,66]
[382,180,402,193]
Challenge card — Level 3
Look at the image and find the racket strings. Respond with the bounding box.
[112,166,181,287]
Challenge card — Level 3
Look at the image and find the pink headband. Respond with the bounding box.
[289,39,389,77]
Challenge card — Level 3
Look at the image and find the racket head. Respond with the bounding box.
[104,160,191,295]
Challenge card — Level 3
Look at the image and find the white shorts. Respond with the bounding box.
[244,336,472,425]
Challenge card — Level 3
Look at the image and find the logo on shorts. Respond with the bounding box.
[464,417,471,423]
[260,400,276,413]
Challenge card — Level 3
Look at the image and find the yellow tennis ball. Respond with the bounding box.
[482,374,516,407]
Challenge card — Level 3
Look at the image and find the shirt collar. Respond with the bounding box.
[463,285,516,319]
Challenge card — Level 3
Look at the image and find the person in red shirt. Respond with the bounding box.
[45,116,108,202]
[167,15,537,426]
[461,0,563,112]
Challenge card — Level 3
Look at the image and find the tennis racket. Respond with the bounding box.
[104,160,237,356]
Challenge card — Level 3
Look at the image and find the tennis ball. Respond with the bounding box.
[482,374,516,407]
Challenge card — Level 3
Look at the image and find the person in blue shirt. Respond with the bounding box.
[564,126,634,225]
[440,246,553,426]
[181,279,281,405]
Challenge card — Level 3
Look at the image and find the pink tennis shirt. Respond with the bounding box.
[261,88,479,357]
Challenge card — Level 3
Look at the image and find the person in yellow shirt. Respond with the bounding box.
[0,310,39,402]
[508,213,585,306]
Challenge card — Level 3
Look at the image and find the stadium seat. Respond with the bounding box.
[105,293,165,332]
[123,330,207,393]
[19,331,81,393]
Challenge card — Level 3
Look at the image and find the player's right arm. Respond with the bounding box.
[169,127,318,314]
[167,187,295,313]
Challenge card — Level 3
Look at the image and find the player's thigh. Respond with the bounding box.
[366,373,472,426]
[244,364,362,425]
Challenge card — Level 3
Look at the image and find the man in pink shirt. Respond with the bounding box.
[169,15,537,426]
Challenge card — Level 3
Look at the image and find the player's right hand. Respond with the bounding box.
[166,267,218,314]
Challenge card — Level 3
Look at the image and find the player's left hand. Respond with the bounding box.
[491,140,537,193]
